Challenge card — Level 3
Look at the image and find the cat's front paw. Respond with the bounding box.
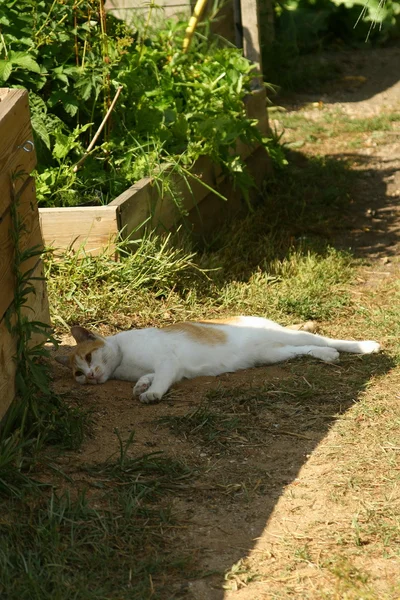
[139,391,162,404]
[133,374,154,397]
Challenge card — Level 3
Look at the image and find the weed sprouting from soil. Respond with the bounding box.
[84,429,193,504]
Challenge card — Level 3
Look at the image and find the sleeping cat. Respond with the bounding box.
[55,316,380,404]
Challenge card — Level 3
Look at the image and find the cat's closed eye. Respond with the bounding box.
[85,353,92,363]
[75,370,84,377]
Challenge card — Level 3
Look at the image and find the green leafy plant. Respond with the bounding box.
[0,0,280,209]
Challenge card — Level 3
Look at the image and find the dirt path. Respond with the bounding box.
[276,46,400,262]
[51,46,400,599]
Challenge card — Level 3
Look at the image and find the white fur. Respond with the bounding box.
[60,317,380,404]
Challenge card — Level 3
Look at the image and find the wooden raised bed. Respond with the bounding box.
[39,88,269,255]
[38,1,269,255]
[0,89,50,420]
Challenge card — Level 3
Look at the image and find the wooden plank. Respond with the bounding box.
[39,206,119,255]
[110,176,155,240]
[110,156,218,240]
[0,89,36,218]
[0,315,17,421]
[0,177,43,320]
[38,126,268,253]
[105,0,191,22]
[240,0,263,73]
[210,0,236,45]
[0,260,50,422]
[244,88,269,138]
[0,88,51,423]
[187,144,272,237]
[152,156,219,230]
[105,0,237,43]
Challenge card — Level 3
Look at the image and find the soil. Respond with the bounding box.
[50,46,400,599]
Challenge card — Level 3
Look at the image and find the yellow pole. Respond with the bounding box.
[182,0,209,53]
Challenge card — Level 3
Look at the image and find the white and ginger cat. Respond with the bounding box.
[55,316,380,404]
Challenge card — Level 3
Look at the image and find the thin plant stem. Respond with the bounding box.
[73,85,123,172]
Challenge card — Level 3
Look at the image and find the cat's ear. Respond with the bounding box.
[55,355,70,367]
[70,326,100,344]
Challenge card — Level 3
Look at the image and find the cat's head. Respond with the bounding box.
[55,326,116,385]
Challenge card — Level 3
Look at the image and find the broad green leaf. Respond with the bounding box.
[29,92,48,115]
[0,60,12,82]
[74,78,93,101]
[9,51,41,73]
[80,20,98,31]
[31,113,51,149]
[48,90,79,117]
[53,131,71,160]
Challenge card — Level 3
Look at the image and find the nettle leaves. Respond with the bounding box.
[0,0,280,208]
[0,51,41,83]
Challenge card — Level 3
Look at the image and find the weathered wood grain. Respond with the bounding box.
[0,260,49,420]
[241,0,263,73]
[110,156,219,241]
[39,206,119,255]
[0,315,17,421]
[23,260,51,346]
[0,87,51,422]
[105,0,191,22]
[0,177,43,320]
[0,89,36,218]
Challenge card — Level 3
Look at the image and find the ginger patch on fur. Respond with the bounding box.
[73,339,105,362]
[162,322,227,345]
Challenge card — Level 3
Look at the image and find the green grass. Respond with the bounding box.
[339,113,400,133]
[0,432,195,600]
[45,151,358,332]
[278,110,400,148]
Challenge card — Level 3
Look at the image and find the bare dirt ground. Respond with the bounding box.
[51,46,400,599]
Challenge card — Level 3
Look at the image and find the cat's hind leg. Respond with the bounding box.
[303,346,339,363]
[267,327,380,354]
[266,345,339,364]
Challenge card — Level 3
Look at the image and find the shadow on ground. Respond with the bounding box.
[51,340,395,599]
[326,152,400,259]
[271,45,400,108]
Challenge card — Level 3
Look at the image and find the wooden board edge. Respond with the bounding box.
[39,205,119,255]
